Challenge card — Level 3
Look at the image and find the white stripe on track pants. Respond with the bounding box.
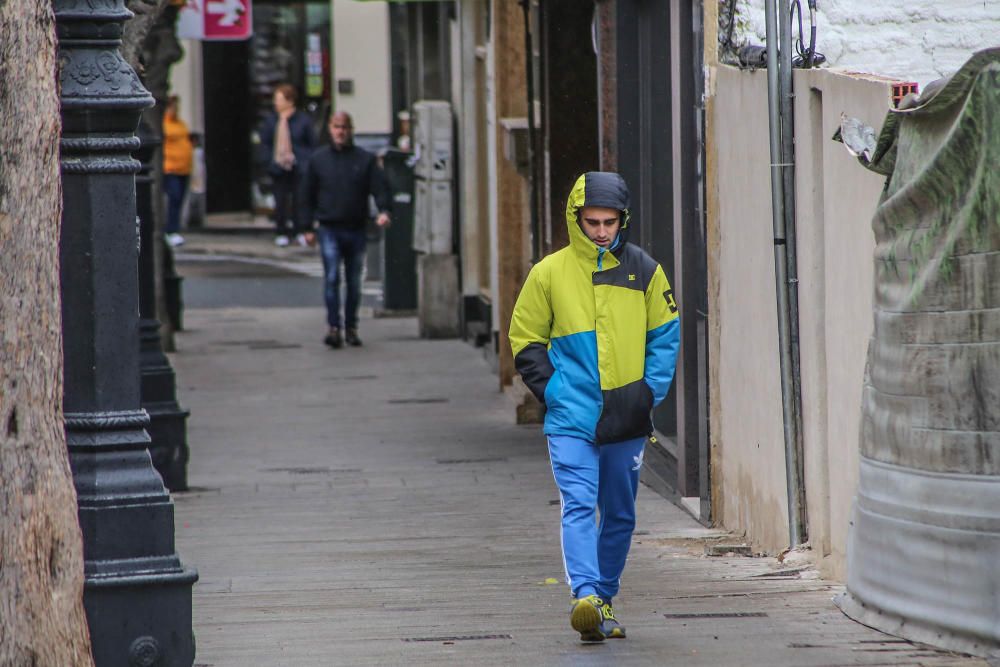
[547,434,645,601]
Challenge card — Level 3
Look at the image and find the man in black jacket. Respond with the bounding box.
[300,111,392,348]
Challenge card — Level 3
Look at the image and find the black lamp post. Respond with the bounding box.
[136,119,191,492]
[55,0,198,664]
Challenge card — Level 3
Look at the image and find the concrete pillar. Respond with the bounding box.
[417,254,461,338]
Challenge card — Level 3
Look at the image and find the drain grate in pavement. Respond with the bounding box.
[436,457,508,464]
[214,339,302,350]
[663,612,768,619]
[248,342,302,350]
[387,398,449,404]
[262,466,363,475]
[216,339,278,346]
[401,634,512,643]
[752,566,810,578]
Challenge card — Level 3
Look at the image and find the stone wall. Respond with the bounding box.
[730,0,1000,86]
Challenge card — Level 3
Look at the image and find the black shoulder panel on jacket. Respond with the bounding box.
[592,244,659,292]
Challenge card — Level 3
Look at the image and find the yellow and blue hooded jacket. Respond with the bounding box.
[509,172,680,444]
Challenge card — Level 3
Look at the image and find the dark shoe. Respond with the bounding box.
[324,328,343,348]
[598,599,626,639]
[345,328,362,347]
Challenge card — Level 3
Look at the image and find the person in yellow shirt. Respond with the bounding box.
[163,95,193,247]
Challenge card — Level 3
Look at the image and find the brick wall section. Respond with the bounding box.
[732,0,1000,86]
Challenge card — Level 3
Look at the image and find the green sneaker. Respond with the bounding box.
[598,599,626,639]
[570,595,606,642]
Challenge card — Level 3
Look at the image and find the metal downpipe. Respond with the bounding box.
[764,0,807,548]
[520,0,542,263]
[778,0,807,547]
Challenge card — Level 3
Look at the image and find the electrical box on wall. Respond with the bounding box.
[412,179,453,255]
[410,99,459,339]
[499,117,530,177]
[412,100,453,181]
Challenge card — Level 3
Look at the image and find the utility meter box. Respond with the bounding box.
[412,100,453,181]
[413,178,453,255]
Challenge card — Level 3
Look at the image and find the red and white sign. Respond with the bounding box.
[178,0,252,41]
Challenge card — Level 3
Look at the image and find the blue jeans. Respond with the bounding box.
[318,226,366,330]
[547,434,646,601]
[163,174,188,234]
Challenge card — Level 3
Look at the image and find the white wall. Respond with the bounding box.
[710,67,790,551]
[709,66,891,577]
[331,0,392,135]
[733,0,1000,86]
[170,39,205,134]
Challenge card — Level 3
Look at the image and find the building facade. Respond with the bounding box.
[392,0,999,591]
[170,0,393,216]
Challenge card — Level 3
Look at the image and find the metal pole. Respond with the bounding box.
[778,0,808,546]
[764,0,806,548]
[55,0,198,663]
[136,119,191,491]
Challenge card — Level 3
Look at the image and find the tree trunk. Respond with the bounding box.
[0,3,95,665]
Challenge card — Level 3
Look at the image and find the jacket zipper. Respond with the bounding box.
[594,246,605,440]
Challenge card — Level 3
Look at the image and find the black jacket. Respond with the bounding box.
[300,144,392,229]
[258,111,317,176]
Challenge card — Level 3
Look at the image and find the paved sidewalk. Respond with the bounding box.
[169,280,986,665]
[173,231,323,274]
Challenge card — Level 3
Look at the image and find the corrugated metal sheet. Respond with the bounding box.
[835,47,1000,658]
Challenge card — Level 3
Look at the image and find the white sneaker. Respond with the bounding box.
[274,235,290,247]
[166,233,185,247]
[295,233,309,247]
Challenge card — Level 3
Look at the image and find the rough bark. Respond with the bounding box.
[0,2,95,665]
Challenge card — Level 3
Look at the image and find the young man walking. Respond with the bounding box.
[300,111,391,348]
[509,172,680,642]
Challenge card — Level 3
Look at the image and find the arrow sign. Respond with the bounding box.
[207,0,244,27]
[178,0,252,40]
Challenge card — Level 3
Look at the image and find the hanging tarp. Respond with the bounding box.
[835,47,1000,657]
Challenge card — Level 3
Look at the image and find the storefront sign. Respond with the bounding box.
[305,33,324,98]
[178,0,253,41]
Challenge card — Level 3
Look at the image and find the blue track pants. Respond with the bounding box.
[547,434,646,601]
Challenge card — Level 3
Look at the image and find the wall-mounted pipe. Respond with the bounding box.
[520,0,542,263]
[764,0,807,548]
